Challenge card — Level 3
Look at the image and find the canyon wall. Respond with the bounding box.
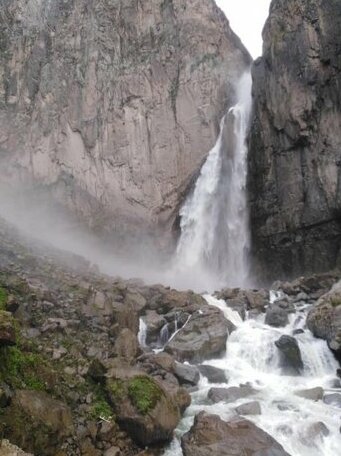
[0,0,250,242]
[248,0,341,281]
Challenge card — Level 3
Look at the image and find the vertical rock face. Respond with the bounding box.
[248,0,341,280]
[0,0,250,241]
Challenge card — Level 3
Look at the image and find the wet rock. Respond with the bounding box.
[181,412,291,456]
[165,306,234,363]
[235,401,261,416]
[208,385,256,404]
[301,422,330,446]
[275,335,304,375]
[0,311,16,346]
[88,359,107,382]
[295,387,324,401]
[265,305,289,327]
[106,369,180,446]
[293,329,304,335]
[198,365,228,383]
[307,280,341,361]
[323,393,341,407]
[174,362,200,386]
[143,311,166,345]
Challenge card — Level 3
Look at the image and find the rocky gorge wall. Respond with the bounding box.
[0,0,250,243]
[248,0,341,281]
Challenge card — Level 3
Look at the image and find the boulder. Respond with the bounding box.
[0,390,73,455]
[323,393,341,407]
[0,311,16,346]
[208,385,256,404]
[181,412,291,456]
[174,362,200,386]
[265,305,289,327]
[275,335,304,375]
[165,307,234,363]
[143,311,167,345]
[106,369,180,446]
[235,401,261,416]
[295,387,324,401]
[307,280,341,361]
[198,365,228,383]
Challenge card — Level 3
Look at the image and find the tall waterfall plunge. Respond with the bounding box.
[175,73,252,291]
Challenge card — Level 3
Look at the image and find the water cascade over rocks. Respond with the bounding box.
[163,294,340,456]
[175,73,252,292]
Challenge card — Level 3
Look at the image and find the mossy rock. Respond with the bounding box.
[0,390,73,455]
[0,311,16,347]
[0,345,56,391]
[106,371,180,446]
[0,287,7,310]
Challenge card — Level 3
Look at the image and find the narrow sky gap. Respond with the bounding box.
[215,0,271,58]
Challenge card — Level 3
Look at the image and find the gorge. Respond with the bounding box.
[0,1,341,456]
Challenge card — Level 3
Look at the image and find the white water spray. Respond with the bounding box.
[175,73,252,291]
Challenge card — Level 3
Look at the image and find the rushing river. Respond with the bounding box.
[163,294,340,456]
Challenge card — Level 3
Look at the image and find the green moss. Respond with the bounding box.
[108,379,125,400]
[0,346,47,391]
[128,376,162,415]
[90,398,113,421]
[330,296,341,307]
[0,287,7,310]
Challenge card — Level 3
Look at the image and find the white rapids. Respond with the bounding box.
[164,295,341,456]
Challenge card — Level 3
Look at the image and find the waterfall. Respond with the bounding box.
[175,73,252,290]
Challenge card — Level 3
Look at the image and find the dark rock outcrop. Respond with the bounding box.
[0,0,250,243]
[248,0,341,280]
[307,280,341,361]
[181,412,291,456]
[275,335,304,375]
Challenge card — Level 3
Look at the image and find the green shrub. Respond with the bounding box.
[128,376,162,415]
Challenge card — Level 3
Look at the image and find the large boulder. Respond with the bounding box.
[0,311,16,346]
[275,335,304,375]
[0,390,73,455]
[307,280,341,361]
[198,365,228,383]
[165,307,235,363]
[181,412,291,456]
[265,305,289,328]
[106,368,180,446]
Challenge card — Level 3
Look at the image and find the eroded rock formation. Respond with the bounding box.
[0,0,250,242]
[248,0,341,280]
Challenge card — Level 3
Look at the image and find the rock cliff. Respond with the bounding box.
[0,0,250,241]
[248,0,341,281]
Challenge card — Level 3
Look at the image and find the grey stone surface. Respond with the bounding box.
[248,0,341,280]
[0,0,250,243]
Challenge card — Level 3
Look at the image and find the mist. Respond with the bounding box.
[0,182,227,293]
